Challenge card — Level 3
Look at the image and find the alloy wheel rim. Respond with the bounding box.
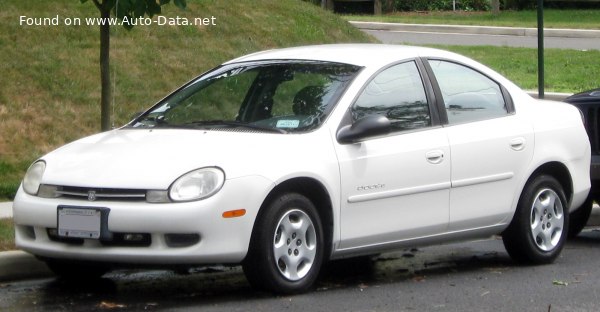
[530,188,564,251]
[273,209,317,281]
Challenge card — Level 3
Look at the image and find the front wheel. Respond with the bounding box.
[502,175,569,264]
[243,193,324,294]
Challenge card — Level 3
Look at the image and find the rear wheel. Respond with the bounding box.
[502,175,568,264]
[243,193,324,294]
[568,196,594,238]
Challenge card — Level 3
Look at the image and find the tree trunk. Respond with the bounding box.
[492,0,500,16]
[100,6,111,131]
[374,0,382,15]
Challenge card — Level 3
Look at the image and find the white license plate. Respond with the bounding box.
[58,207,102,239]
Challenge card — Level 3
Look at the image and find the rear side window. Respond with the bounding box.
[428,60,507,124]
[352,61,431,133]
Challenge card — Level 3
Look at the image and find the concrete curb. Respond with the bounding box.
[526,91,571,101]
[0,251,53,282]
[0,202,12,219]
[350,21,600,39]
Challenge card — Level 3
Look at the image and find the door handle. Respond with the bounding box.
[426,150,444,164]
[510,137,526,151]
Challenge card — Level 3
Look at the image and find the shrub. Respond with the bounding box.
[393,0,491,11]
[504,0,535,9]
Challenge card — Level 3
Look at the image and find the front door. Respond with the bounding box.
[335,61,451,249]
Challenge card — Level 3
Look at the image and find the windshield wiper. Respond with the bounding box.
[182,120,287,134]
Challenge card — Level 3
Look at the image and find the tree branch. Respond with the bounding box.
[91,0,102,11]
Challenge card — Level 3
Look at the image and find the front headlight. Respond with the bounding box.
[169,167,225,202]
[23,161,46,195]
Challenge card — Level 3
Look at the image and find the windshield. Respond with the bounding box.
[130,61,361,133]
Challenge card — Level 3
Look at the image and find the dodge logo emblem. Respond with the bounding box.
[88,191,97,201]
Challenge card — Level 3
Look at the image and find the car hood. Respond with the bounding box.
[40,129,287,190]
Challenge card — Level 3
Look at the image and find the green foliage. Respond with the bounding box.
[119,0,185,28]
[301,0,321,5]
[503,0,535,10]
[393,0,490,11]
[80,0,187,22]
[503,0,600,9]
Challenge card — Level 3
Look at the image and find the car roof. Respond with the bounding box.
[224,44,468,68]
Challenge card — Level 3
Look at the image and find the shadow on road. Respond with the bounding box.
[9,232,600,311]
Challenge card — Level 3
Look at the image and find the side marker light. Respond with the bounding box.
[222,209,246,218]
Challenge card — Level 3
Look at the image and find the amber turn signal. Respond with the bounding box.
[222,209,246,218]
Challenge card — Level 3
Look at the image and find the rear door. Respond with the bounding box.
[425,59,534,231]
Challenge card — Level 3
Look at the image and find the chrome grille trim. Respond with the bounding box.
[45,185,147,201]
[55,190,146,198]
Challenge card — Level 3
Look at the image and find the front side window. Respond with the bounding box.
[131,61,361,133]
[428,60,507,124]
[351,61,431,132]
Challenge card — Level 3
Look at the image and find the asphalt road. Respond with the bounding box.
[2,230,600,312]
[364,29,600,50]
[351,23,597,101]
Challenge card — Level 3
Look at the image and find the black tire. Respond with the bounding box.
[243,193,324,294]
[502,175,569,264]
[568,195,594,238]
[44,258,110,280]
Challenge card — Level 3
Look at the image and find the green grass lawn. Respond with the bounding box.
[430,45,600,92]
[0,219,15,251]
[344,9,600,29]
[0,0,374,201]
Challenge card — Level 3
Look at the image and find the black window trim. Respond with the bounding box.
[336,58,442,142]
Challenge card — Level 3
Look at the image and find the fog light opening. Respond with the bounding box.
[165,233,200,248]
[20,225,37,240]
[123,233,146,242]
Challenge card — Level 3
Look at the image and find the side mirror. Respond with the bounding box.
[337,115,391,144]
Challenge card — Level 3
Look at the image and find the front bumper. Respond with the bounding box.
[13,176,274,265]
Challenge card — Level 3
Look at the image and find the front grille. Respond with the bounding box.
[585,106,600,155]
[54,186,146,202]
[101,233,152,247]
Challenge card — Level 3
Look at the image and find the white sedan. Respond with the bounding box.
[14,44,590,294]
